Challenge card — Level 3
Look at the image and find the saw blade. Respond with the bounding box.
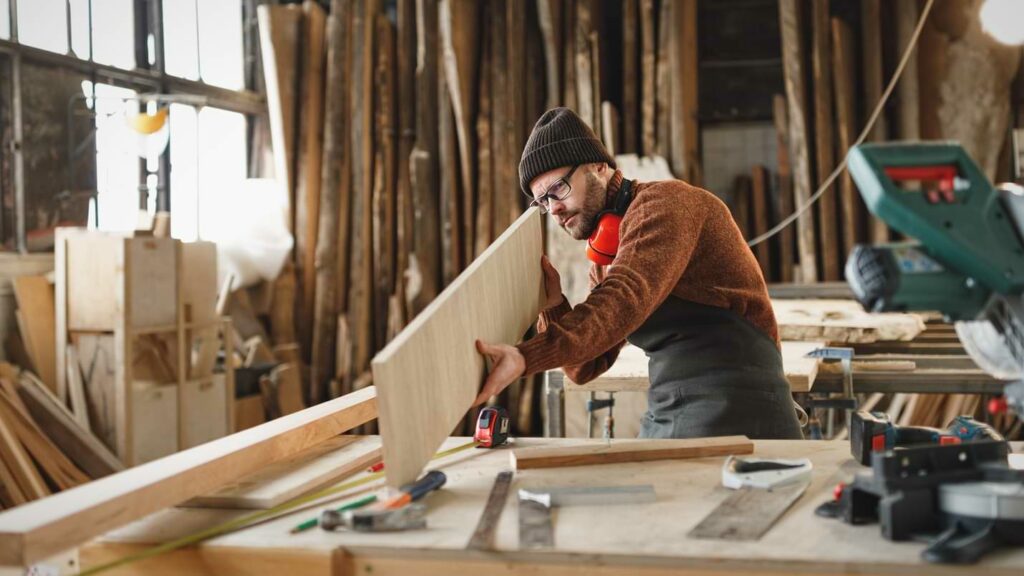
[688,481,809,541]
[956,320,1022,380]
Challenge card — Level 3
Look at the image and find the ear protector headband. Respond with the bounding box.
[586,178,634,265]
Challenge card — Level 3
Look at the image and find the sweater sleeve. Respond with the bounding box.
[517,187,707,376]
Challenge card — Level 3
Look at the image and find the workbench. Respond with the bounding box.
[80,437,1024,575]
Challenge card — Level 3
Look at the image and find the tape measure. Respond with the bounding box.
[474,406,510,448]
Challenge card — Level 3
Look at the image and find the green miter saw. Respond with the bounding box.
[845,142,1024,413]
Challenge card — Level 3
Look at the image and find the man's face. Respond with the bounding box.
[529,164,606,240]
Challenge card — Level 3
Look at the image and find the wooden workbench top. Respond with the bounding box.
[82,437,1024,576]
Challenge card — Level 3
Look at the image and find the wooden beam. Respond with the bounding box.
[895,0,920,142]
[574,1,595,131]
[373,14,398,352]
[475,20,494,260]
[536,0,561,111]
[372,210,543,488]
[12,277,57,394]
[860,0,889,244]
[811,0,838,281]
[669,0,698,184]
[778,0,817,283]
[0,386,377,567]
[295,1,328,363]
[311,0,350,403]
[639,0,655,155]
[654,0,670,158]
[772,95,795,283]
[511,436,754,470]
[395,0,417,324]
[831,17,862,257]
[751,165,771,279]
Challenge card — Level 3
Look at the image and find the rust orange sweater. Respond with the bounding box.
[517,170,779,383]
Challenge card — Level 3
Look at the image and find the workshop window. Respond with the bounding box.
[69,0,90,58]
[164,0,244,90]
[90,0,136,69]
[168,105,247,241]
[16,0,69,54]
[88,82,145,233]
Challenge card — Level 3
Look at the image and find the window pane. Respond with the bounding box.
[196,107,246,239]
[69,0,89,59]
[198,0,244,89]
[164,0,199,80]
[1,0,10,40]
[169,104,198,240]
[93,84,142,233]
[17,0,69,54]
[92,0,135,69]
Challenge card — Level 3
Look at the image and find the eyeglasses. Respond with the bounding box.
[527,165,579,213]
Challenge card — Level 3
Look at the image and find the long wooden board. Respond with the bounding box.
[372,209,543,488]
[511,436,754,470]
[0,386,377,566]
[772,299,926,343]
[185,435,381,509]
[12,276,57,393]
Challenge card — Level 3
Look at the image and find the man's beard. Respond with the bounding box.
[561,175,606,240]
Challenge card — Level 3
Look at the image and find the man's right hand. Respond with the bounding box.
[541,255,564,309]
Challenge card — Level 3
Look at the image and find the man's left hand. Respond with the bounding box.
[473,340,526,406]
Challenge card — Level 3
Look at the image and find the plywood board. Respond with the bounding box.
[131,382,178,465]
[181,242,218,325]
[0,386,377,566]
[65,232,119,332]
[511,436,754,470]
[772,299,926,343]
[74,333,117,450]
[182,375,228,449]
[12,276,56,392]
[127,237,178,329]
[185,435,381,509]
[234,395,266,433]
[372,209,543,488]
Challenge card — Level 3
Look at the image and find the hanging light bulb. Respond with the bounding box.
[122,107,170,159]
[980,0,1024,46]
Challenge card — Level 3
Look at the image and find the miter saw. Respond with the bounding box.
[845,141,1024,416]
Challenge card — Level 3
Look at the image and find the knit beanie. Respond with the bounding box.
[518,107,616,194]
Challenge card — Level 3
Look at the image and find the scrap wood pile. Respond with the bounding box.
[0,365,122,510]
[253,0,704,435]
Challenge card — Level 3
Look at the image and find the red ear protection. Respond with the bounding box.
[586,179,634,265]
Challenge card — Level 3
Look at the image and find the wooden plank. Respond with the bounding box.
[511,436,754,471]
[772,299,926,343]
[0,400,48,500]
[895,0,920,142]
[0,386,377,566]
[438,66,461,285]
[439,0,480,263]
[295,1,328,362]
[668,0,698,184]
[74,333,117,450]
[311,0,350,404]
[811,0,838,281]
[372,210,543,488]
[372,13,398,353]
[64,345,89,430]
[274,363,306,416]
[772,95,795,283]
[778,0,817,283]
[0,391,88,490]
[489,0,512,237]
[475,21,494,260]
[639,0,655,155]
[831,17,861,257]
[731,176,751,239]
[234,395,266,433]
[12,276,57,393]
[654,0,670,157]
[620,0,638,153]
[394,0,417,328]
[574,0,595,131]
[181,375,229,450]
[16,369,122,479]
[181,242,218,326]
[185,435,380,509]
[750,166,771,278]
[0,454,26,506]
[537,0,561,111]
[860,0,889,243]
[257,4,302,226]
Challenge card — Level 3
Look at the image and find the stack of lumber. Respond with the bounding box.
[0,363,122,510]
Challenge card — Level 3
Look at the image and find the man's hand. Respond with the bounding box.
[541,255,564,309]
[474,340,526,406]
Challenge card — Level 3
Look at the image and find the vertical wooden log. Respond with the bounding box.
[895,0,921,142]
[621,0,639,154]
[811,0,838,281]
[507,0,528,222]
[372,14,397,351]
[589,29,602,141]
[347,0,376,386]
[832,17,862,256]
[669,0,699,184]
[562,0,578,111]
[411,0,441,315]
[751,165,771,280]
[295,2,327,363]
[779,0,818,283]
[536,0,562,111]
[439,0,481,263]
[654,0,671,159]
[731,175,751,240]
[475,18,494,258]
[312,0,350,403]
[574,1,595,130]
[639,0,655,156]
[491,0,512,237]
[773,94,795,284]
[395,0,417,322]
[439,63,461,285]
[861,0,889,244]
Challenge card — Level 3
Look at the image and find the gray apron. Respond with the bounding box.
[629,296,803,439]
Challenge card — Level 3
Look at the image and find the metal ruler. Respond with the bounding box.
[688,481,809,541]
[466,471,513,550]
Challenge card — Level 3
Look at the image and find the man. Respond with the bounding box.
[475,107,802,439]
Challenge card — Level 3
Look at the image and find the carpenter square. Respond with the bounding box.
[467,471,513,550]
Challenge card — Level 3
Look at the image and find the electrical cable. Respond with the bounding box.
[747,0,936,248]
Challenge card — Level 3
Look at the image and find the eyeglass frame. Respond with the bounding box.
[525,165,579,213]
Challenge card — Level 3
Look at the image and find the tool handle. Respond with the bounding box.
[403,470,447,502]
